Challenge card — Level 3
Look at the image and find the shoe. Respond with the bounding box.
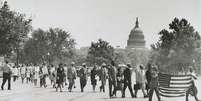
[1,87,3,90]
[144,95,148,98]
[134,95,137,98]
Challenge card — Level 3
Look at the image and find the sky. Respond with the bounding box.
[2,0,201,48]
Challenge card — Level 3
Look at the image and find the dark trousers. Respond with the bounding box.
[40,75,47,88]
[109,80,117,97]
[13,76,18,82]
[149,87,161,101]
[186,82,199,101]
[1,73,11,90]
[80,78,87,92]
[122,81,134,97]
[100,80,105,92]
[68,78,75,91]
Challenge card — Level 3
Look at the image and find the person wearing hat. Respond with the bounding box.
[134,64,148,98]
[1,60,12,90]
[148,65,161,101]
[99,63,107,92]
[108,61,117,98]
[79,63,88,92]
[67,62,77,92]
[122,64,135,98]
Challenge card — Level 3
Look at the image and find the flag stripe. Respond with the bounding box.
[158,73,192,97]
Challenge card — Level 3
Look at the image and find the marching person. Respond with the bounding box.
[39,64,48,88]
[1,60,12,90]
[20,64,26,84]
[42,63,48,87]
[186,67,200,101]
[56,63,65,92]
[116,66,124,97]
[134,65,148,98]
[26,64,31,83]
[145,63,152,93]
[122,64,135,98]
[108,61,117,98]
[33,64,40,86]
[49,64,56,88]
[148,65,161,101]
[67,62,77,92]
[79,63,88,92]
[91,65,97,92]
[63,64,68,86]
[99,63,107,92]
[12,64,19,82]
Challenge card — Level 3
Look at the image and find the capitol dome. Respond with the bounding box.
[127,17,146,49]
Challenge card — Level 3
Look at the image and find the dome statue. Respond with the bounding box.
[127,17,146,49]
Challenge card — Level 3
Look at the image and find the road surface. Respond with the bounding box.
[0,77,201,101]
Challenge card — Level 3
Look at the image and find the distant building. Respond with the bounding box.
[127,17,146,49]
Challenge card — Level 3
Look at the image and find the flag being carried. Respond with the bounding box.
[158,73,192,97]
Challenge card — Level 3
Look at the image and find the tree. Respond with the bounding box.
[23,28,75,64]
[87,39,115,66]
[151,18,200,72]
[23,29,48,64]
[46,28,75,64]
[0,1,32,63]
[126,49,150,67]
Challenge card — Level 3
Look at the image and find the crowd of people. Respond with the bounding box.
[0,60,200,101]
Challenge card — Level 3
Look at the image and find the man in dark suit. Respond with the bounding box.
[79,63,88,92]
[108,61,117,98]
[122,64,134,98]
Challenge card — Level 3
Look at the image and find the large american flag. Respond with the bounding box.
[158,73,192,97]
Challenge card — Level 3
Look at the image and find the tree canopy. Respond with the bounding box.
[23,28,75,64]
[151,18,200,72]
[87,39,114,66]
[0,1,32,57]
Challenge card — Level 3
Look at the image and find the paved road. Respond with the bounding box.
[0,77,201,101]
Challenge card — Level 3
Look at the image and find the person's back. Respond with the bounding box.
[100,67,107,80]
[42,65,48,75]
[146,64,152,84]
[135,67,146,84]
[21,66,26,75]
[67,67,73,79]
[108,66,117,82]
[124,68,131,81]
[80,67,87,79]
[2,63,11,74]
[117,68,123,82]
[12,67,18,76]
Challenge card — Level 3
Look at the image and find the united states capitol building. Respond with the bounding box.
[127,18,146,49]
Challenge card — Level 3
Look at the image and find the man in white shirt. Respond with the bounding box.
[134,65,148,98]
